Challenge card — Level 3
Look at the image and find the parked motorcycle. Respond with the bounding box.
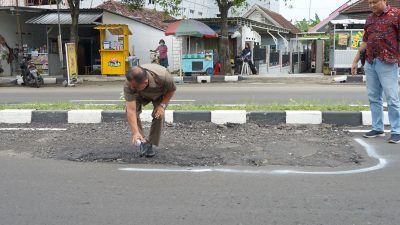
[20,57,44,88]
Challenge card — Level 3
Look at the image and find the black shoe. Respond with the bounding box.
[138,143,148,157]
[363,130,385,138]
[388,134,400,144]
[145,144,155,157]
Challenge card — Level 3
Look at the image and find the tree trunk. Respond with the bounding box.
[219,6,231,75]
[68,0,80,46]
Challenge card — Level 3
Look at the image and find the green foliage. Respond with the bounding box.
[122,0,145,10]
[294,13,321,32]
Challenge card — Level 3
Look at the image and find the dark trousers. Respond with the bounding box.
[136,98,163,146]
[242,60,257,74]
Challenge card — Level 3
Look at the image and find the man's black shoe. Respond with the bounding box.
[145,144,155,157]
[363,130,385,138]
[388,134,400,144]
[138,143,148,157]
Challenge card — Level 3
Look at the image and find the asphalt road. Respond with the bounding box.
[0,135,399,225]
[0,82,370,104]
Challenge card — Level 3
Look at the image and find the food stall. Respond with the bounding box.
[181,50,214,75]
[165,19,218,76]
[328,19,365,72]
[94,24,132,75]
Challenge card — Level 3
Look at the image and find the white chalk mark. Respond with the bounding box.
[119,138,387,175]
[0,128,67,131]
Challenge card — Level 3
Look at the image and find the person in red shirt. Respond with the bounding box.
[155,39,168,68]
[352,0,400,143]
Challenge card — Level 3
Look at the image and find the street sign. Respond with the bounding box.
[65,43,78,85]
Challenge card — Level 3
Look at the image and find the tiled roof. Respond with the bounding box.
[97,1,175,31]
[256,4,300,34]
[341,0,400,14]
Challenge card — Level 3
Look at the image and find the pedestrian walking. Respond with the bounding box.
[124,64,176,157]
[154,39,169,68]
[351,0,400,143]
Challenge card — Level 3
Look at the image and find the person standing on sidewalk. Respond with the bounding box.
[124,64,176,157]
[351,0,400,143]
[154,39,169,68]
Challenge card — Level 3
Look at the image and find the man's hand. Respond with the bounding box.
[351,62,358,75]
[132,133,145,144]
[153,105,165,120]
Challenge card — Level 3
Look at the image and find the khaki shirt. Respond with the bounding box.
[124,64,176,102]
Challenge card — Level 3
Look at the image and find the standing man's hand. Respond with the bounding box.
[351,62,358,75]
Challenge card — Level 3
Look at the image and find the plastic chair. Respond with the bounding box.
[241,62,250,76]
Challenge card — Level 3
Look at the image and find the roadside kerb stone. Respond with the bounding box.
[0,109,387,126]
[211,110,247,124]
[322,111,362,126]
[0,109,33,123]
[224,76,239,82]
[361,111,389,126]
[32,110,68,123]
[247,111,286,125]
[286,111,322,124]
[102,110,126,122]
[68,110,102,123]
[173,111,212,122]
[210,76,225,82]
[197,76,211,83]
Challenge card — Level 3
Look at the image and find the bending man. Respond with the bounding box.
[124,64,176,157]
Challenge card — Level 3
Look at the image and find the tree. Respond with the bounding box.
[294,13,320,32]
[67,0,80,45]
[123,0,292,75]
[121,0,145,10]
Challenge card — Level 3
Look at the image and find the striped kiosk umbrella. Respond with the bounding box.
[165,19,218,38]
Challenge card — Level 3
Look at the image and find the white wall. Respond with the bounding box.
[102,11,176,69]
[0,11,47,76]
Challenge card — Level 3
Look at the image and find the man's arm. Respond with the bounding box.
[351,42,367,75]
[153,90,175,119]
[126,100,145,143]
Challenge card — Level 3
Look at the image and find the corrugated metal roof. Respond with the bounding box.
[25,12,102,25]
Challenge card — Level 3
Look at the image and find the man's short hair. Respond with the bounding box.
[125,66,148,83]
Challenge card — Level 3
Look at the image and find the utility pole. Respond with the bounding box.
[56,0,63,68]
[308,0,311,21]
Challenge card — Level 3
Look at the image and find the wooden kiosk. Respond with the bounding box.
[95,24,132,75]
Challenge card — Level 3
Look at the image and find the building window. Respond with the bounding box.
[198,12,203,16]
[190,9,194,14]
[148,0,154,4]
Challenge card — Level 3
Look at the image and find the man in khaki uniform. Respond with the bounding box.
[124,64,176,157]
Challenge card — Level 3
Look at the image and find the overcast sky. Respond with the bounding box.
[279,0,350,22]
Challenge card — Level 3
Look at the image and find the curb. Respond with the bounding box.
[0,110,382,126]
[174,75,239,83]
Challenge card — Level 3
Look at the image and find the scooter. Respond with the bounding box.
[149,50,160,64]
[20,57,44,88]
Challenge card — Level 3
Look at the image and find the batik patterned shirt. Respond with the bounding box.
[363,6,400,64]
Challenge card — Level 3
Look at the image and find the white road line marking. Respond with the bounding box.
[347,129,391,133]
[272,139,387,175]
[119,138,387,175]
[0,128,67,131]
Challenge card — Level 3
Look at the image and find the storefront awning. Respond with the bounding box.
[26,12,102,25]
[94,24,132,35]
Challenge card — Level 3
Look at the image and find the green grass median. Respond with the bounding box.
[0,102,370,111]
